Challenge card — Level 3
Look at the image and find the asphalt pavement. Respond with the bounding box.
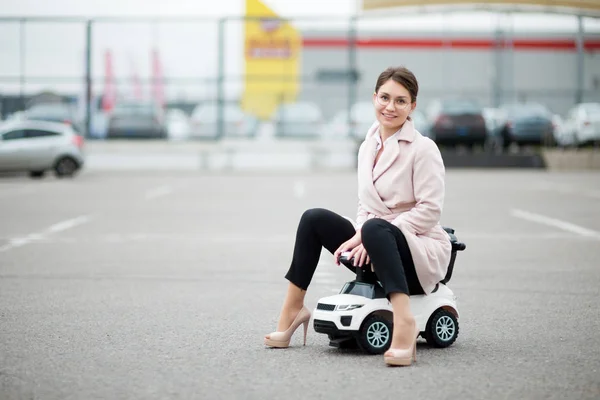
[1,168,599,400]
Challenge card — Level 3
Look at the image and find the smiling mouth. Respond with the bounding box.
[382,113,396,118]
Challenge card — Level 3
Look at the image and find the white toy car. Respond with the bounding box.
[313,227,466,354]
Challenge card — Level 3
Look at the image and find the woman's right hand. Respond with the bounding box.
[333,231,362,265]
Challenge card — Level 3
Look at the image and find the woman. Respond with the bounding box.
[264,66,452,367]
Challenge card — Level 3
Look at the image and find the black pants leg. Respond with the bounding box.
[285,208,357,290]
[361,218,425,297]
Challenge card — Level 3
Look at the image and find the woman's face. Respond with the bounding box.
[373,79,416,132]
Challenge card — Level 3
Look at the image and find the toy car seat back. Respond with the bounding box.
[441,226,466,284]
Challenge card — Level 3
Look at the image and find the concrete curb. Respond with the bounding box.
[84,138,359,171]
[542,149,600,170]
[83,140,600,171]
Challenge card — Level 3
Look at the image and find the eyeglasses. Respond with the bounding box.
[375,93,412,110]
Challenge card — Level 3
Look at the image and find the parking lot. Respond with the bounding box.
[1,169,599,400]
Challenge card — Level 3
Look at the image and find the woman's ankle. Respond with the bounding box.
[393,314,415,327]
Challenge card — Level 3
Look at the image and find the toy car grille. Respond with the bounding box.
[316,303,336,311]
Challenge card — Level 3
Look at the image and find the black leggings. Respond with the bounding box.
[285,208,424,297]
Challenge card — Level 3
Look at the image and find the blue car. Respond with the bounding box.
[495,103,555,148]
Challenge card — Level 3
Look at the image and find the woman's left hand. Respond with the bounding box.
[348,244,370,267]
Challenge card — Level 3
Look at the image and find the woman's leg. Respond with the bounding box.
[360,218,424,350]
[271,208,356,334]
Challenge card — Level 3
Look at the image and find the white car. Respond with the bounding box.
[324,102,374,140]
[165,108,192,141]
[0,120,85,178]
[190,103,258,139]
[561,103,600,146]
[273,102,324,138]
[313,227,466,354]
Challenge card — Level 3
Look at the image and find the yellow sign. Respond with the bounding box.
[242,0,301,120]
[362,0,600,12]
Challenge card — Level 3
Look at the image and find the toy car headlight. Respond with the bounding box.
[335,304,364,311]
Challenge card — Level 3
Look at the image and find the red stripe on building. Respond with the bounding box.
[302,38,600,51]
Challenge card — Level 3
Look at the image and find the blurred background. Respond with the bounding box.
[1,0,600,175]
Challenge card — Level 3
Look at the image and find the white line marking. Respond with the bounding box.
[293,181,305,198]
[0,215,92,253]
[47,215,91,233]
[510,208,600,239]
[144,185,173,200]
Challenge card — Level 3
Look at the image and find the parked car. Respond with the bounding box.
[561,102,600,147]
[410,110,429,138]
[165,108,191,141]
[482,107,506,152]
[106,101,166,139]
[0,120,84,178]
[274,102,324,138]
[425,99,487,149]
[325,102,373,140]
[326,104,429,141]
[189,102,258,139]
[495,103,555,148]
[23,103,83,134]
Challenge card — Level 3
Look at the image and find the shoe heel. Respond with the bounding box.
[412,340,417,362]
[302,320,309,346]
[413,326,419,362]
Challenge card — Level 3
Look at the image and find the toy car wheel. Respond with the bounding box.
[357,314,392,355]
[425,308,459,348]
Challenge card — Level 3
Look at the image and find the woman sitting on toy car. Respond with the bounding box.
[264,66,452,367]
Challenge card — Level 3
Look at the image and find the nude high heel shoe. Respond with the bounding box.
[264,306,311,348]
[384,324,420,366]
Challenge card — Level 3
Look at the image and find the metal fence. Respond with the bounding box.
[0,14,598,149]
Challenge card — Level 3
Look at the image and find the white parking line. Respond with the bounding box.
[47,215,91,233]
[144,185,173,200]
[510,209,600,239]
[0,215,92,253]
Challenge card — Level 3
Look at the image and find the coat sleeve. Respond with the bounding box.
[391,139,446,235]
[355,140,369,231]
[355,200,368,231]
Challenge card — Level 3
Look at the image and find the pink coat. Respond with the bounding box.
[355,118,452,294]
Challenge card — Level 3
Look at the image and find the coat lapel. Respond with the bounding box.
[357,119,418,217]
[372,138,400,182]
[358,124,393,216]
[371,118,416,182]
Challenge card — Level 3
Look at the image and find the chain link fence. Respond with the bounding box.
[0,14,598,150]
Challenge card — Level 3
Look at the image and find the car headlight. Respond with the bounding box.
[335,304,364,311]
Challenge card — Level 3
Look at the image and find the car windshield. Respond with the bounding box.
[503,103,550,118]
[441,100,482,115]
[26,104,72,119]
[340,281,376,298]
[113,103,156,116]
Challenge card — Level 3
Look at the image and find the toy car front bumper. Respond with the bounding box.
[313,318,359,347]
[313,309,356,330]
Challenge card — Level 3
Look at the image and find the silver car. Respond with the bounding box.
[0,120,85,178]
